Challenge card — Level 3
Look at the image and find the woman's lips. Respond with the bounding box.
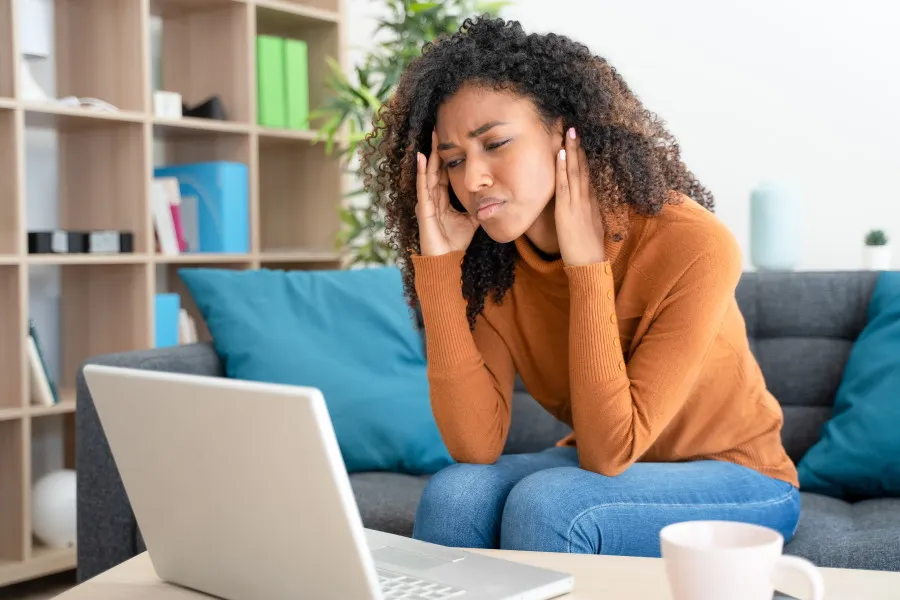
[475,199,506,220]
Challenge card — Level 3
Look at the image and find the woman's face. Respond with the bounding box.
[435,83,563,245]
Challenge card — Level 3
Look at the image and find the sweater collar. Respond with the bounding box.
[514,217,633,283]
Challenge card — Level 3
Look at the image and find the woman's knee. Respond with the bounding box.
[501,467,592,553]
[413,462,513,547]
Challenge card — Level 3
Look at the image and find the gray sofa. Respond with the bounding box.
[75,270,900,582]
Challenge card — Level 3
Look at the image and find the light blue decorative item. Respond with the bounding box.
[154,293,180,348]
[749,181,802,271]
[153,161,249,254]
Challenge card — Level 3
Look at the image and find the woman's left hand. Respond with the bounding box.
[555,127,607,267]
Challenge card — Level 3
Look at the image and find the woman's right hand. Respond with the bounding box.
[416,131,479,256]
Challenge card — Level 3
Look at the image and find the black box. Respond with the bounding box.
[28,231,88,254]
[28,230,135,254]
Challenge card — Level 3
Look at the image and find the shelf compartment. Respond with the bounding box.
[55,0,147,113]
[258,136,341,254]
[0,106,19,254]
[153,122,251,165]
[0,0,14,99]
[25,116,149,255]
[0,265,24,410]
[255,1,340,132]
[0,419,27,564]
[59,264,151,393]
[155,1,252,124]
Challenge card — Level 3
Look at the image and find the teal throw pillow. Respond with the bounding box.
[178,266,454,475]
[797,271,900,499]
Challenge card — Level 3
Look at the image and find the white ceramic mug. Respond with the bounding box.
[660,520,824,600]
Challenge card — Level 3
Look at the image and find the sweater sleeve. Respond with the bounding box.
[411,252,516,464]
[563,237,742,476]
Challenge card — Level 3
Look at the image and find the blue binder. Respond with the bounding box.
[154,293,181,348]
[154,161,250,254]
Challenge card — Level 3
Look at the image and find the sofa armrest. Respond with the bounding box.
[75,342,223,582]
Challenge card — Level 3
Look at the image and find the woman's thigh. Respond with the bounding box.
[412,447,579,548]
[500,460,800,557]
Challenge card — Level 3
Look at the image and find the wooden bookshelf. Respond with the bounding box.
[0,0,347,587]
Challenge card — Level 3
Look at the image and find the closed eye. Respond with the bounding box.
[486,138,511,151]
[444,139,512,170]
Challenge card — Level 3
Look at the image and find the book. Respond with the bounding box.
[257,35,287,128]
[284,38,310,131]
[179,194,200,252]
[27,334,55,406]
[151,177,182,255]
[179,309,199,345]
[28,318,58,404]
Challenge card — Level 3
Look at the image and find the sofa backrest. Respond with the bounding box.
[503,270,880,464]
[734,269,877,462]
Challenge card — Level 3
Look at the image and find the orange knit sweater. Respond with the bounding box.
[410,192,799,487]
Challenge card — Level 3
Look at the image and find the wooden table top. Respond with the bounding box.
[54,550,900,600]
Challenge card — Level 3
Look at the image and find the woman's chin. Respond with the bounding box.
[481,221,526,244]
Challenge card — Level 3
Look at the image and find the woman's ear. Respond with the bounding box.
[552,118,566,146]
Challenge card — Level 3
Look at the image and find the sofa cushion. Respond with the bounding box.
[797,271,900,500]
[178,266,454,476]
[786,492,900,571]
[504,392,572,455]
[349,472,429,537]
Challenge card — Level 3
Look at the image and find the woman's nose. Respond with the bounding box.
[464,157,493,192]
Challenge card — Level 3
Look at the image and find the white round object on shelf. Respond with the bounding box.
[32,469,77,549]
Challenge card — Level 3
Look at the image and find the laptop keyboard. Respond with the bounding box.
[378,568,466,599]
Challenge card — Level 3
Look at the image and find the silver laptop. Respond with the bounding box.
[84,364,575,600]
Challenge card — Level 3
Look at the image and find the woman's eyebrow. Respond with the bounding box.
[437,121,508,150]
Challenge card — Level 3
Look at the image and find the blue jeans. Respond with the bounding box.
[412,447,800,557]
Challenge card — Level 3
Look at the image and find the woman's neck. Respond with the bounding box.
[524,202,560,257]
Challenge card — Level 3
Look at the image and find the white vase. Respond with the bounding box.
[863,245,892,270]
[749,181,802,271]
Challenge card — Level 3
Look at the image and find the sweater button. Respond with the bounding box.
[614,337,621,348]
[606,289,613,300]
[610,314,617,324]
[604,263,611,275]
[618,361,625,371]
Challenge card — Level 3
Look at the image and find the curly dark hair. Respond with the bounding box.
[359,15,715,328]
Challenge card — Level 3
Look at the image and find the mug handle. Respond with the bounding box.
[776,555,825,600]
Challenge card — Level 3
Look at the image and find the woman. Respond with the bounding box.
[359,16,800,557]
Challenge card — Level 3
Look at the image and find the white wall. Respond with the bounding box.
[347,0,900,270]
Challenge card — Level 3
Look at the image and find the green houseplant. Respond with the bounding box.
[863,229,892,270]
[864,229,888,247]
[313,0,509,267]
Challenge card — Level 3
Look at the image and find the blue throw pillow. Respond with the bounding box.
[178,266,454,475]
[797,271,900,500]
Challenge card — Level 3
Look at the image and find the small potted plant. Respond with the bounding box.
[863,229,891,270]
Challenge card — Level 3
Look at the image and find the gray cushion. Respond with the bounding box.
[735,271,879,464]
[350,472,430,537]
[786,493,900,571]
[504,392,571,455]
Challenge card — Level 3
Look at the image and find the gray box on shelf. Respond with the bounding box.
[75,270,900,582]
